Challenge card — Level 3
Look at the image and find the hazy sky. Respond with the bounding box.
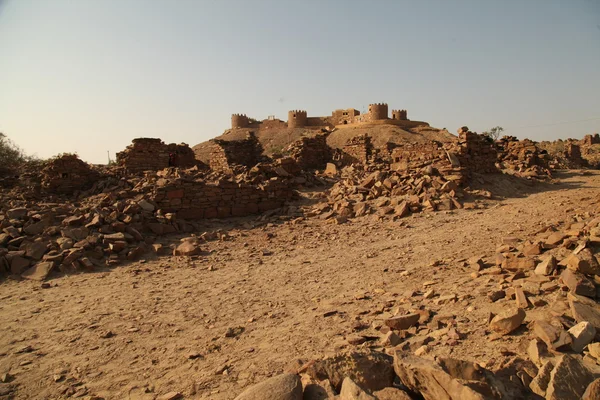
[1,0,599,164]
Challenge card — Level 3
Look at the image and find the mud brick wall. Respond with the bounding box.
[41,155,100,194]
[151,178,296,219]
[581,134,600,147]
[286,134,332,170]
[496,137,546,168]
[117,138,170,172]
[209,134,262,174]
[342,134,373,164]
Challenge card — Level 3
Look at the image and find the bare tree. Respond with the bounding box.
[482,126,504,141]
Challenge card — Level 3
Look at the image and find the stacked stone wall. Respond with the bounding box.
[209,134,263,173]
[152,178,296,219]
[286,134,332,170]
[342,134,373,164]
[41,154,100,194]
[117,138,198,172]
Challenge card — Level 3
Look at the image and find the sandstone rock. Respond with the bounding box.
[589,342,600,358]
[158,392,183,400]
[527,338,547,366]
[23,241,48,261]
[21,261,54,281]
[138,200,155,212]
[489,308,526,335]
[488,290,505,302]
[561,268,596,298]
[324,163,337,176]
[546,354,597,400]
[501,256,536,271]
[23,221,47,235]
[514,286,529,308]
[173,241,201,256]
[372,387,412,400]
[545,231,566,247]
[529,360,555,397]
[533,320,573,350]
[306,351,394,392]
[10,256,30,275]
[381,331,401,347]
[302,380,336,400]
[565,249,600,275]
[535,256,557,276]
[6,208,28,219]
[393,353,517,400]
[569,321,596,353]
[583,378,600,400]
[234,373,302,400]
[339,377,376,400]
[569,293,600,332]
[384,313,420,331]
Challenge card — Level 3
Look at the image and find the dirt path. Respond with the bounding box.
[1,171,599,399]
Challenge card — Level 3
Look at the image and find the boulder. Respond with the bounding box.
[173,241,201,257]
[568,321,596,353]
[529,360,555,397]
[561,268,596,298]
[583,378,600,400]
[533,320,573,350]
[6,208,28,219]
[489,308,526,335]
[21,262,54,281]
[535,256,557,276]
[546,354,597,400]
[393,352,517,400]
[384,313,420,331]
[234,373,302,400]
[569,293,600,332]
[306,350,394,392]
[565,249,600,275]
[372,387,412,400]
[339,377,376,400]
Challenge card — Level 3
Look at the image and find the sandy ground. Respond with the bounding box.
[0,170,599,399]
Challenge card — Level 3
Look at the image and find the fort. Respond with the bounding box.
[229,103,421,130]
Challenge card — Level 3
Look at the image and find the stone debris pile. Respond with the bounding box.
[308,161,466,221]
[495,136,553,179]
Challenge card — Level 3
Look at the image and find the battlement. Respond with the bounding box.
[288,110,308,128]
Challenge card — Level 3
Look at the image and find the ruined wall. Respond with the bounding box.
[117,138,198,172]
[286,134,332,170]
[41,154,100,194]
[288,110,308,128]
[392,109,408,120]
[306,117,333,128]
[581,134,600,147]
[152,178,296,219]
[453,127,498,174]
[341,134,373,164]
[259,119,288,130]
[209,134,263,173]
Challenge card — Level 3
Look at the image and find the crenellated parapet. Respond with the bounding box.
[288,110,308,128]
[368,103,388,120]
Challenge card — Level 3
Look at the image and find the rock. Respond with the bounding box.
[372,387,412,400]
[583,378,600,400]
[514,286,529,308]
[546,354,597,400]
[529,360,555,397]
[61,227,89,241]
[523,242,542,256]
[528,338,547,366]
[6,208,28,219]
[23,241,48,261]
[381,331,402,347]
[533,320,573,350]
[324,163,337,176]
[158,392,183,400]
[535,256,557,276]
[10,256,30,274]
[306,351,394,392]
[23,221,46,235]
[489,308,526,335]
[565,249,600,275]
[234,373,302,400]
[173,241,201,257]
[488,290,506,302]
[21,262,54,281]
[384,313,420,331]
[501,256,536,271]
[561,268,596,298]
[302,380,336,400]
[339,377,376,400]
[393,352,518,400]
[138,200,155,212]
[569,293,600,332]
[569,321,596,353]
[589,343,600,358]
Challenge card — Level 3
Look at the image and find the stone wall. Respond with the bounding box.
[41,154,100,194]
[341,134,373,164]
[285,134,332,170]
[581,134,600,147]
[117,138,197,173]
[331,109,361,125]
[454,127,498,174]
[151,177,296,219]
[288,110,308,128]
[209,133,263,173]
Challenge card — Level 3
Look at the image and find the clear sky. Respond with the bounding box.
[1,0,599,164]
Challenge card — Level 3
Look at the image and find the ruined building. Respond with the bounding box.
[208,133,263,173]
[41,154,101,194]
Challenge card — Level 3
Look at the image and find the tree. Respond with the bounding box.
[0,132,28,168]
[482,126,504,141]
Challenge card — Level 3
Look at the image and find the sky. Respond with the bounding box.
[0,0,599,164]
